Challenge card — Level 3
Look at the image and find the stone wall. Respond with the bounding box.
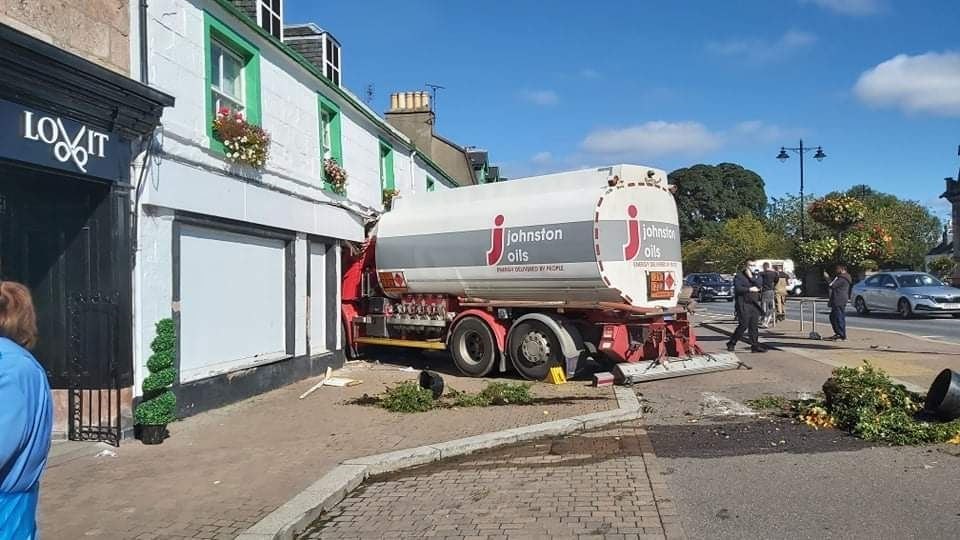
[0,0,130,75]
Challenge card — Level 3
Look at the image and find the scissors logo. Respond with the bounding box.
[22,110,109,173]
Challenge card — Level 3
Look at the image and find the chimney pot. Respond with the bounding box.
[398,92,407,109]
[390,93,399,111]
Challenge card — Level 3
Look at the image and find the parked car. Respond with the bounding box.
[684,273,734,302]
[851,271,960,318]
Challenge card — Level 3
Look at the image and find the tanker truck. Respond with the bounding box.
[341,164,741,382]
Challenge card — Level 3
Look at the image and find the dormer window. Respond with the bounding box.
[258,0,283,40]
[323,35,341,86]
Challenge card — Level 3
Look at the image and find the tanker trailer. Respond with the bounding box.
[341,164,741,381]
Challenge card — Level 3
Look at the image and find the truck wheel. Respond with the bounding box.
[449,317,498,377]
[508,320,562,381]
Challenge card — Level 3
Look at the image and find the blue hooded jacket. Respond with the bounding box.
[0,337,52,539]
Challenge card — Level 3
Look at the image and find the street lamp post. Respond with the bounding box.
[777,140,826,241]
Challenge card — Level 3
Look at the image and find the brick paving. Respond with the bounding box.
[39,356,614,539]
[300,421,684,540]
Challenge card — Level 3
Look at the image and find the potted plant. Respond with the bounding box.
[212,108,271,169]
[382,188,399,210]
[324,157,348,195]
[135,318,177,445]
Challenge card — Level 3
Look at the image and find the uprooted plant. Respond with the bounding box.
[749,362,960,445]
[355,381,535,413]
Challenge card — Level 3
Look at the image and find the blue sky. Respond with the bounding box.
[287,0,960,219]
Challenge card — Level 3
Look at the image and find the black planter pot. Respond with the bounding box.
[419,370,445,399]
[139,424,167,445]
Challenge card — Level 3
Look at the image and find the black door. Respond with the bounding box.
[0,164,131,444]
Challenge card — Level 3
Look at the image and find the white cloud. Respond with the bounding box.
[581,121,722,158]
[707,30,817,64]
[854,51,960,117]
[579,68,601,79]
[800,0,883,16]
[530,151,553,164]
[731,120,798,143]
[519,89,559,106]
[580,120,798,159]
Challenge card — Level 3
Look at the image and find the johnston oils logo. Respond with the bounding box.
[621,205,676,261]
[486,214,565,265]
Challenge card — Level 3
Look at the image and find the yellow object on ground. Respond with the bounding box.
[546,366,567,385]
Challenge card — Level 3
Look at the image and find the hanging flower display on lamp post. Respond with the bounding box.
[212,108,271,169]
[323,158,348,195]
[800,194,892,268]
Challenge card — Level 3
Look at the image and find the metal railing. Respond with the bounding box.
[797,298,824,340]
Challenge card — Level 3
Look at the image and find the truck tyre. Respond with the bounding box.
[508,320,562,381]
[449,317,498,377]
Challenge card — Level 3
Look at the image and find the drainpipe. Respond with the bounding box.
[139,0,149,84]
[409,149,418,194]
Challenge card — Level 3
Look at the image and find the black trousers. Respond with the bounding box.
[728,304,760,348]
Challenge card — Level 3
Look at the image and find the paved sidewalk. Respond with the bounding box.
[40,354,615,540]
[701,317,960,391]
[300,421,684,540]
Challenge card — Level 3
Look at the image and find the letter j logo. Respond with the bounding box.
[487,214,505,265]
[622,205,641,260]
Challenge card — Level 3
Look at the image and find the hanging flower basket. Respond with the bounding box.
[324,158,348,195]
[212,108,271,169]
[382,188,399,210]
[808,195,866,230]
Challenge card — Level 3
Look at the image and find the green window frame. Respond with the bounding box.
[204,12,262,155]
[426,177,436,192]
[379,140,395,191]
[317,94,343,191]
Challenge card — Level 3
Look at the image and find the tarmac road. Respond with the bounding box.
[694,299,960,344]
[640,326,960,540]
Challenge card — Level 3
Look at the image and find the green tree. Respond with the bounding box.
[669,163,767,241]
[929,257,957,280]
[681,215,792,273]
[765,193,831,241]
[849,187,940,269]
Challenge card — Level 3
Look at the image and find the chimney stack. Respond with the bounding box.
[388,91,431,113]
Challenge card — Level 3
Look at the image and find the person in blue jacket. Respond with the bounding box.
[0,281,52,539]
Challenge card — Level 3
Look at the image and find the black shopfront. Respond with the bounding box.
[0,25,172,443]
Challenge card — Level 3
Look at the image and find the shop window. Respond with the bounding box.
[258,0,283,40]
[318,94,343,190]
[379,141,394,191]
[204,12,262,154]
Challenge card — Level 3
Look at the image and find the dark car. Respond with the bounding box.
[684,273,734,302]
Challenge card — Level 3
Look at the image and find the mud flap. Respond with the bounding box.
[613,352,745,384]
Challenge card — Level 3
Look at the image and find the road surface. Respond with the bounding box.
[695,298,960,344]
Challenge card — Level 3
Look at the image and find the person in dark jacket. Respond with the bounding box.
[727,259,765,352]
[827,264,852,341]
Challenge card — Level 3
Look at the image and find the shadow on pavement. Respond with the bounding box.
[646,417,873,459]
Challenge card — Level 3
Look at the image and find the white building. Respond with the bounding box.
[133,0,457,415]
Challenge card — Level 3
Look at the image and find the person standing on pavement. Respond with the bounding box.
[760,262,779,328]
[827,264,852,341]
[774,264,789,322]
[0,281,52,539]
[727,259,766,353]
